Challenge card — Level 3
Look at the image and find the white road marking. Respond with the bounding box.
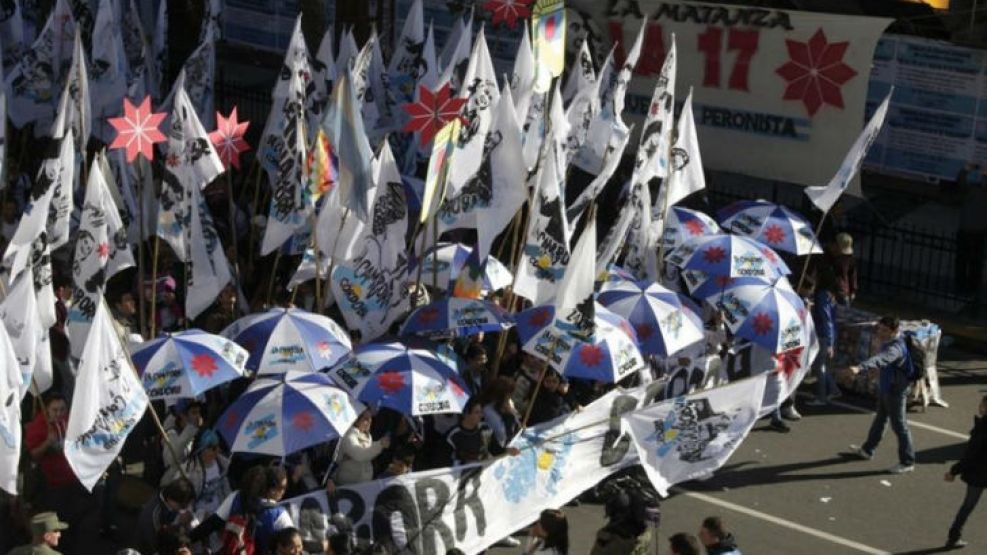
[796,393,969,440]
[675,488,892,555]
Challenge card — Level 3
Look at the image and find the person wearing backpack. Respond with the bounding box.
[943,395,987,549]
[848,315,917,474]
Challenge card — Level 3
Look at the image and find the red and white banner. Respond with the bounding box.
[575,0,890,187]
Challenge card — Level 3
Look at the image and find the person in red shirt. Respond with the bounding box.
[25,392,96,554]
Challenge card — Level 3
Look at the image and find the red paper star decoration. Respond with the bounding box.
[764,224,786,245]
[483,0,533,29]
[108,96,167,163]
[402,83,467,146]
[191,353,218,378]
[209,107,251,170]
[776,29,857,117]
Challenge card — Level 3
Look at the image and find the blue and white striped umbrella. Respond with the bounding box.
[419,243,513,294]
[221,308,351,375]
[216,371,363,456]
[399,298,513,338]
[515,303,647,383]
[131,329,249,400]
[598,280,705,357]
[718,200,822,256]
[665,234,790,279]
[704,277,807,353]
[660,207,722,250]
[327,340,470,416]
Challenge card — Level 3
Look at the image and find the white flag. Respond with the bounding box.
[1,157,57,280]
[5,0,76,131]
[0,268,51,399]
[0,319,19,495]
[438,10,473,93]
[562,48,606,167]
[566,125,631,223]
[312,26,337,120]
[387,0,425,104]
[42,132,77,251]
[151,0,167,100]
[91,0,128,143]
[67,159,134,358]
[806,92,892,213]
[65,301,148,492]
[510,25,535,125]
[121,0,151,100]
[325,72,373,224]
[555,211,596,340]
[162,26,216,130]
[0,0,24,71]
[634,37,676,184]
[187,185,232,320]
[334,27,358,77]
[436,85,526,260]
[515,144,570,305]
[625,375,767,497]
[596,200,635,277]
[661,89,705,209]
[562,39,596,106]
[259,16,312,156]
[623,181,658,281]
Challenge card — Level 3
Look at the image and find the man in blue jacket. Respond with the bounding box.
[849,315,916,474]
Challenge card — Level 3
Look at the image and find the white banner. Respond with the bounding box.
[0,321,20,495]
[625,374,767,496]
[573,0,891,187]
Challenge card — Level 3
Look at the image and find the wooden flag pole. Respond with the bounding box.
[796,211,829,293]
[148,236,161,338]
[266,250,283,307]
[136,163,148,338]
[225,169,241,292]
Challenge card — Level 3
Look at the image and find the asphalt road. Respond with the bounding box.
[491,347,987,555]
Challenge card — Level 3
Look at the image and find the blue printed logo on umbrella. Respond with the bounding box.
[245,414,279,449]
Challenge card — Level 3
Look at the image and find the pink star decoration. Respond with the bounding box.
[108,96,167,163]
[483,0,533,29]
[402,83,468,146]
[209,107,251,170]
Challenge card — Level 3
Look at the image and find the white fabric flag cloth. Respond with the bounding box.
[0,268,51,398]
[596,199,635,276]
[65,301,148,491]
[625,374,768,496]
[67,161,134,358]
[91,0,128,143]
[5,0,76,131]
[1,165,57,280]
[554,211,596,339]
[46,104,79,251]
[445,28,500,198]
[387,0,424,104]
[325,72,373,224]
[121,0,151,101]
[806,91,892,213]
[259,16,311,155]
[0,320,20,495]
[334,28,358,76]
[436,85,526,260]
[187,184,232,320]
[634,37,676,184]
[160,25,217,130]
[0,0,24,70]
[438,11,472,92]
[515,143,570,305]
[151,0,167,99]
[562,39,597,105]
[510,25,536,125]
[623,180,658,281]
[658,88,705,214]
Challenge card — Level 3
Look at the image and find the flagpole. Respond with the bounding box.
[149,236,161,338]
[267,250,283,307]
[225,169,241,294]
[322,208,350,313]
[246,166,265,272]
[796,211,829,293]
[136,162,148,339]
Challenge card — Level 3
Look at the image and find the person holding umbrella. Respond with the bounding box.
[944,395,987,549]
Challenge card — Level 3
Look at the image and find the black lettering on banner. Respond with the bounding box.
[454,468,485,541]
[599,395,640,467]
[372,484,420,552]
[328,489,371,541]
[415,478,455,554]
[724,343,753,382]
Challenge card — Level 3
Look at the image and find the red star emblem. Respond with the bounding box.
[209,107,251,170]
[224,409,240,430]
[316,341,332,358]
[776,29,858,117]
[774,347,804,379]
[635,323,653,340]
[482,0,533,29]
[418,306,441,324]
[529,307,552,328]
[684,219,706,236]
[402,83,467,146]
[377,371,406,394]
[715,275,735,288]
[764,224,786,245]
[760,247,779,264]
[97,242,109,259]
[292,411,315,431]
[191,353,218,378]
[579,344,605,367]
[108,96,167,163]
[752,313,774,336]
[166,153,180,167]
[702,246,727,264]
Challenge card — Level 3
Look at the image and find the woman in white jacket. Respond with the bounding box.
[335,410,390,485]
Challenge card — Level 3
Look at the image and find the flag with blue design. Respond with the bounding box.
[65,301,149,491]
[325,71,374,224]
[0,268,52,399]
[515,142,570,305]
[624,374,767,496]
[0,319,20,495]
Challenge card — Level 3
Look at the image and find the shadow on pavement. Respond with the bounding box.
[915,443,966,465]
[684,456,889,491]
[893,547,956,554]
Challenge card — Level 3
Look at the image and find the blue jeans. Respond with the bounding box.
[813,351,839,401]
[949,484,983,540]
[862,390,915,466]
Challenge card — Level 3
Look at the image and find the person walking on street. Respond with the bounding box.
[849,316,917,474]
[943,395,987,549]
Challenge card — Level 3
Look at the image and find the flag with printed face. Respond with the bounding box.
[436,85,525,260]
[531,0,565,93]
[555,211,597,341]
[625,374,768,496]
[596,200,635,278]
[162,25,216,130]
[515,143,570,305]
[42,131,77,251]
[260,66,308,255]
[634,37,676,184]
[187,184,232,320]
[90,0,127,142]
[0,320,19,495]
[658,89,705,223]
[388,0,425,104]
[68,159,134,358]
[562,39,595,105]
[1,145,58,280]
[623,181,658,281]
[260,17,311,163]
[806,91,892,213]
[5,0,76,131]
[0,268,52,399]
[510,25,535,124]
[439,11,472,94]
[65,301,148,492]
[563,48,605,167]
[312,26,336,118]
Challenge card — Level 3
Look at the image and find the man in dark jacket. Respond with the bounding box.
[943,395,987,549]
[698,516,741,555]
[849,315,916,474]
